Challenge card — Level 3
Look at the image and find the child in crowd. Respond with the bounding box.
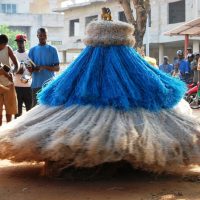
[171,61,180,79]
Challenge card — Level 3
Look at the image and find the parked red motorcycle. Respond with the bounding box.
[185,83,198,104]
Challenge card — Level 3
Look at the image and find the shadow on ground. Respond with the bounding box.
[0,160,200,200]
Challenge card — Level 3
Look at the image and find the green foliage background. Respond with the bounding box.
[0,25,29,50]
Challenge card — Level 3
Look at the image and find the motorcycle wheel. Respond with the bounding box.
[186,93,197,104]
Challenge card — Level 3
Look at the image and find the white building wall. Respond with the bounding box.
[146,0,200,44]
[2,0,199,63]
[57,0,200,62]
[0,0,65,62]
[0,13,64,47]
[0,0,30,13]
[60,0,200,52]
[62,0,124,51]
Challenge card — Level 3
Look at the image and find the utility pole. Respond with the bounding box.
[146,13,150,56]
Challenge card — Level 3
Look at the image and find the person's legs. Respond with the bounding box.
[0,115,2,126]
[4,85,18,123]
[6,114,12,122]
[0,94,4,126]
[15,87,23,118]
[32,88,41,107]
[23,87,32,111]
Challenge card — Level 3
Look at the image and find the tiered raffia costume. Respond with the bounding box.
[0,20,200,173]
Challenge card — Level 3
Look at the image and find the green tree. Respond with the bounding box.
[0,25,29,50]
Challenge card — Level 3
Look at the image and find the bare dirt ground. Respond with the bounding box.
[0,160,200,200]
[0,110,200,200]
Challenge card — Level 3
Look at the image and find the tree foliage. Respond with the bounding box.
[118,0,150,50]
[0,25,28,50]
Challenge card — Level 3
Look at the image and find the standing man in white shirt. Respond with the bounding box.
[14,34,32,118]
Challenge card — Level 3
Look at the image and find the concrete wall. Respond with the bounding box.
[0,0,63,14]
[0,0,30,13]
[0,0,65,62]
[145,0,200,44]
[1,0,199,63]
[60,0,200,46]
[29,0,62,14]
[57,0,200,63]
[0,13,64,48]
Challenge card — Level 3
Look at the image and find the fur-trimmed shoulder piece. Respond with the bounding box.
[83,20,135,46]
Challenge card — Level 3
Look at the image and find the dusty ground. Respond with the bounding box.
[1,111,200,200]
[0,160,200,200]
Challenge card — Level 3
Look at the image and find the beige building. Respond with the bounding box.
[29,0,63,14]
[0,0,64,60]
[1,0,199,64]
[54,0,200,64]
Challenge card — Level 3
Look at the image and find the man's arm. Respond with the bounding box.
[8,46,19,72]
[3,72,13,82]
[170,64,174,72]
[198,58,200,70]
[0,84,10,93]
[191,61,197,71]
[33,47,60,72]
[40,64,60,72]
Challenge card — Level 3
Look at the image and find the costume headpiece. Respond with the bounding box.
[84,7,134,46]
[101,7,112,21]
[83,20,135,46]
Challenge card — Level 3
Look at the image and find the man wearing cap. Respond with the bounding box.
[187,47,193,56]
[177,50,191,83]
[28,28,60,107]
[191,52,200,85]
[159,56,173,74]
[14,34,32,118]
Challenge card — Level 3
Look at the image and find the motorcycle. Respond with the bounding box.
[185,83,200,109]
[184,83,198,104]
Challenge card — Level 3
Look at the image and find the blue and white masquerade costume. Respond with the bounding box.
[0,20,200,173]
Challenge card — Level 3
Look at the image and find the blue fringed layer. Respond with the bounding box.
[38,46,186,112]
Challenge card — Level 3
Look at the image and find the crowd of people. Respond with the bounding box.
[0,28,60,125]
[159,48,200,84]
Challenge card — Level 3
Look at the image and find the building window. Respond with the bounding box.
[0,4,17,14]
[51,41,62,46]
[85,15,98,27]
[69,19,80,37]
[168,0,185,24]
[9,26,30,40]
[12,4,16,13]
[118,11,127,22]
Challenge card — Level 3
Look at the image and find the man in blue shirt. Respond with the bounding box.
[177,50,190,83]
[28,28,60,107]
[159,56,173,74]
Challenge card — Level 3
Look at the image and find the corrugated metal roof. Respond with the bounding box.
[164,17,200,36]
